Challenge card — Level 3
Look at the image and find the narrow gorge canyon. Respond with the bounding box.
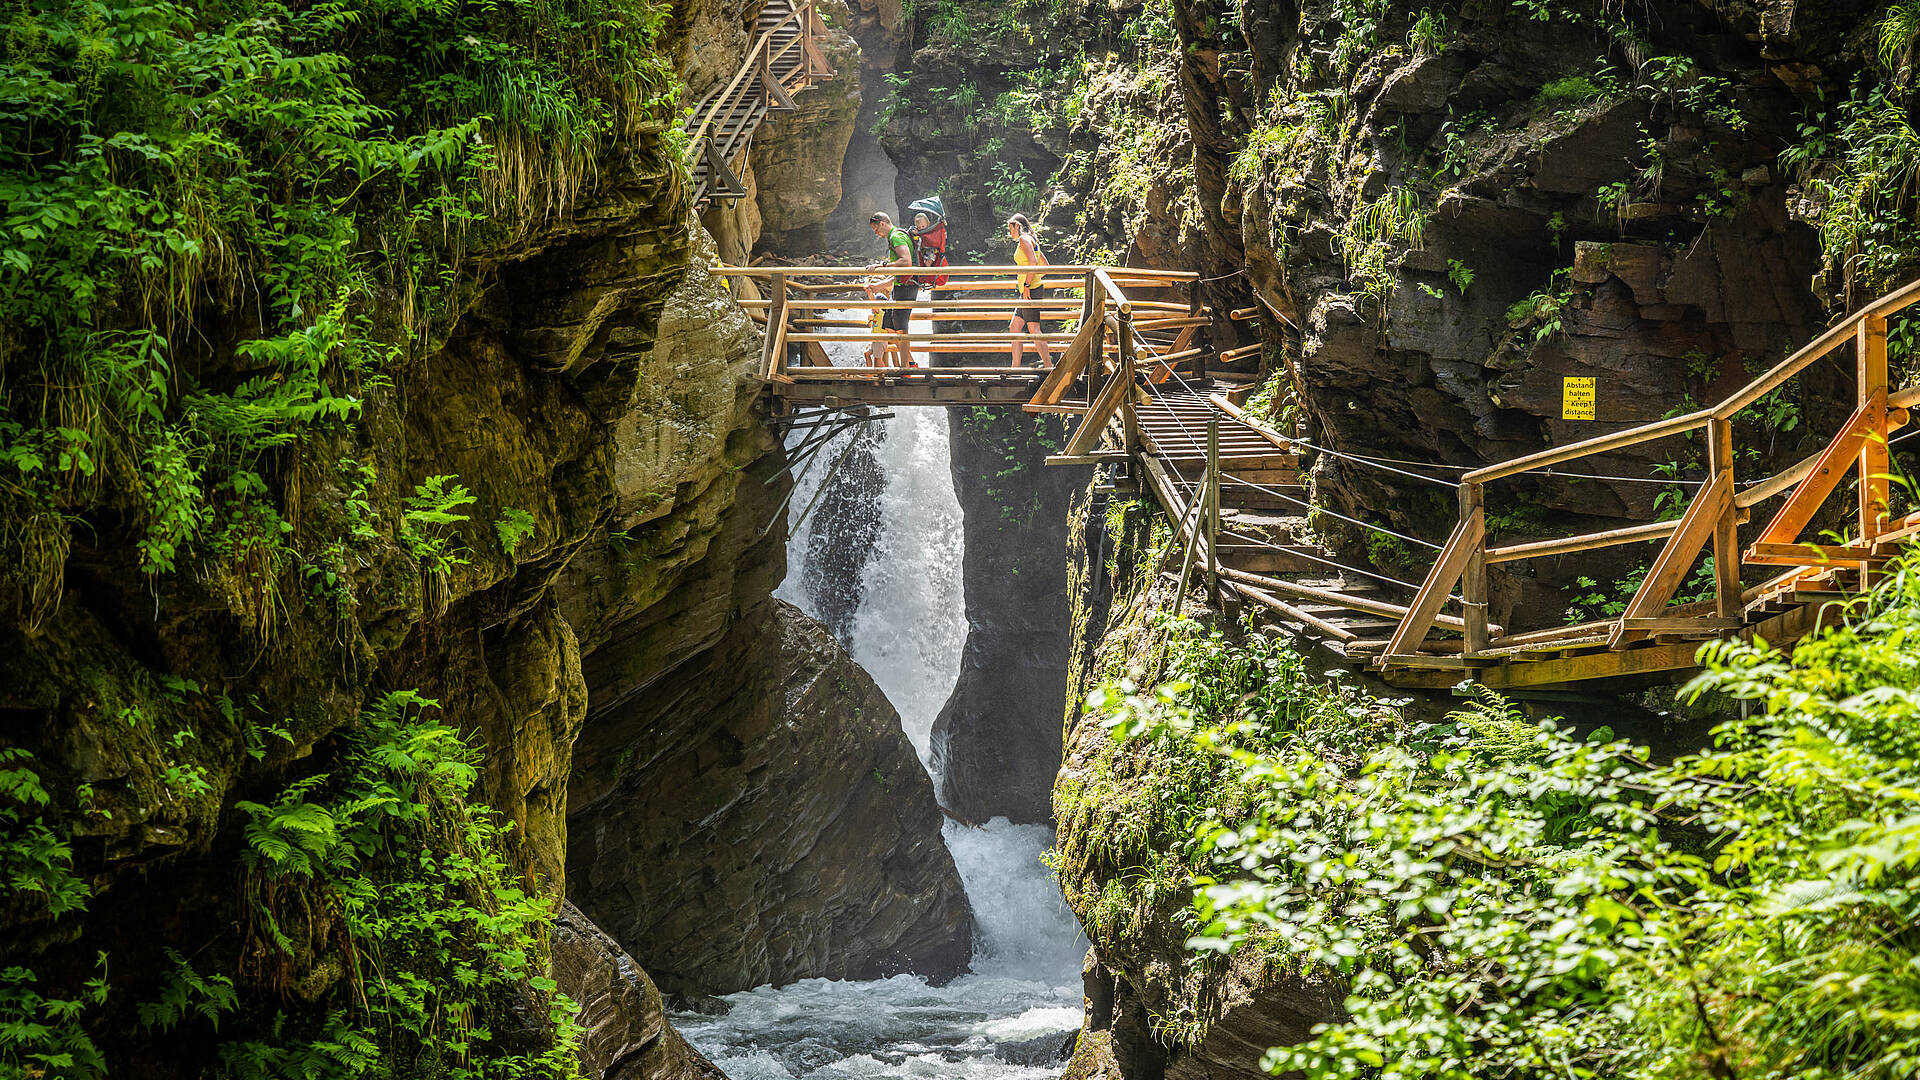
[6,1,1920,1080]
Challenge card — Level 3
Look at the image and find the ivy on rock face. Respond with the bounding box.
[0,0,678,632]
[2,694,585,1077]
[1085,554,1920,1078]
[0,1,682,1072]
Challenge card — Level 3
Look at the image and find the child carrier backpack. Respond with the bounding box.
[906,196,949,288]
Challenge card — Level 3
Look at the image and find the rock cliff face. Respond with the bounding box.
[930,408,1090,824]
[1180,0,1863,608]
[553,902,730,1080]
[569,598,972,994]
[0,71,695,1054]
[1036,8,1906,1072]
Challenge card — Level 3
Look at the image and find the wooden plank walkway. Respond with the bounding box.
[739,261,1920,693]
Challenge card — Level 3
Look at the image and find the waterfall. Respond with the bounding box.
[685,312,1089,1078]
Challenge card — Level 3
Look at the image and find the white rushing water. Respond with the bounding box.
[689,310,1089,1078]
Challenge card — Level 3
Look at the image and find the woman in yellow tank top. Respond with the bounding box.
[1007,214,1051,368]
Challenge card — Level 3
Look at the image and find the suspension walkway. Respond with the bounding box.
[684,0,834,206]
[726,263,1920,692]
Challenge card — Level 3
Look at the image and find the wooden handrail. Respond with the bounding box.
[1386,275,1920,667]
[1484,519,1681,564]
[1465,410,1709,483]
[688,5,806,148]
[1094,269,1132,315]
[1468,277,1920,484]
[718,264,1199,280]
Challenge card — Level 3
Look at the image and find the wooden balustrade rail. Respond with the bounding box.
[1383,277,1920,666]
[739,262,1209,404]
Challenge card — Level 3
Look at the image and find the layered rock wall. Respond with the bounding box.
[0,90,695,1073]
[1181,0,1865,610]
[930,408,1089,824]
[569,597,972,995]
[559,201,970,1003]
[553,902,731,1080]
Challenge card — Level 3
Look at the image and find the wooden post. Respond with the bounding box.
[1382,510,1483,661]
[1206,413,1221,606]
[1118,311,1139,454]
[1459,481,1489,654]
[1859,314,1891,554]
[1172,474,1202,620]
[1706,416,1741,617]
[1189,274,1208,383]
[758,273,788,380]
[804,2,817,79]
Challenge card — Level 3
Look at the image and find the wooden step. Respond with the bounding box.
[1215,481,1307,511]
[1160,452,1297,469]
[1196,468,1304,486]
[1216,545,1328,575]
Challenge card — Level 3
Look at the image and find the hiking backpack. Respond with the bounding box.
[906,196,949,288]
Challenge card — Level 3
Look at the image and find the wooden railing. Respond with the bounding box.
[717,264,1204,390]
[1382,278,1920,663]
[1030,267,1208,455]
[684,0,833,204]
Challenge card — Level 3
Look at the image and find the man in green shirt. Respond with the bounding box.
[865,211,917,367]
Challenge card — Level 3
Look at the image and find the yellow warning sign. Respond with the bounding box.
[1562,377,1596,421]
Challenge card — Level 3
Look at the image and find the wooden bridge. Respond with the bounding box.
[728,262,1919,692]
[684,0,834,206]
[723,263,1214,407]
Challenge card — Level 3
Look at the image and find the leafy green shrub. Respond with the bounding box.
[1090,550,1920,1078]
[1407,11,1448,55]
[1341,188,1427,314]
[1445,259,1474,296]
[0,0,678,632]
[1782,84,1920,304]
[1534,74,1607,105]
[1881,0,1920,69]
[1121,0,1179,51]
[1505,269,1572,341]
[208,691,580,1078]
[0,749,107,1076]
[987,162,1041,215]
[402,474,477,614]
[495,508,538,557]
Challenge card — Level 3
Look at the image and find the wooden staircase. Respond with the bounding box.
[684,0,833,206]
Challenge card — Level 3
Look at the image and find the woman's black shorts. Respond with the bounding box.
[883,280,918,332]
[1016,286,1046,328]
